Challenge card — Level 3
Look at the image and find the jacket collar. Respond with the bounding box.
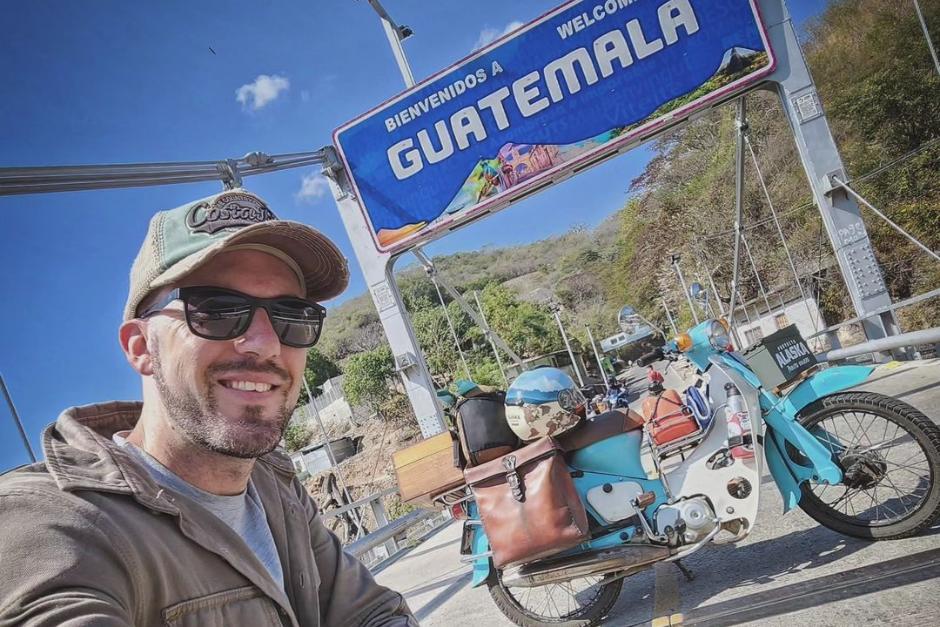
[43,401,298,510]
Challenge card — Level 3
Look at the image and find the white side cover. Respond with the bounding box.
[586,481,645,524]
[663,359,764,536]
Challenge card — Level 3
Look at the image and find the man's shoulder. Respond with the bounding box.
[0,460,57,495]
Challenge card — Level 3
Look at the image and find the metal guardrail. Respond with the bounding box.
[346,508,439,557]
[819,327,940,362]
[319,485,450,569]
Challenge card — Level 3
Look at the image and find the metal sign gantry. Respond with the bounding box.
[323,0,899,437]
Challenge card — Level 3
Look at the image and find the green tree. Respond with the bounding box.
[283,422,313,453]
[479,284,563,358]
[297,349,342,406]
[342,346,396,419]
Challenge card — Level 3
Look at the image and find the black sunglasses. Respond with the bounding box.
[139,286,326,348]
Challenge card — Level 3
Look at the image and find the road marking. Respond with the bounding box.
[651,562,682,626]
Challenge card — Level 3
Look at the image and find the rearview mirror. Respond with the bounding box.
[689,282,707,305]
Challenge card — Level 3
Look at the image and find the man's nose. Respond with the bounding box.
[234,308,281,359]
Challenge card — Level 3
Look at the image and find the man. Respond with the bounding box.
[0,189,417,626]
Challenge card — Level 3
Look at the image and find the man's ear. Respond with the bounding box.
[120,319,154,376]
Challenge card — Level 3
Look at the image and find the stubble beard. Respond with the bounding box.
[151,341,294,459]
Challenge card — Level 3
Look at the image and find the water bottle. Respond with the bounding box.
[724,383,754,460]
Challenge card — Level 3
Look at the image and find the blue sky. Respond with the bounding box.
[0,0,829,471]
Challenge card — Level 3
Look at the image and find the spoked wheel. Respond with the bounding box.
[488,571,622,627]
[794,392,940,539]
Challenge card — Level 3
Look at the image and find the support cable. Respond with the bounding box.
[740,232,773,316]
[913,0,940,77]
[831,175,940,265]
[699,136,940,243]
[745,135,823,334]
[426,269,472,381]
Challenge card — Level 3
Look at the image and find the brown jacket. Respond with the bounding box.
[0,402,417,627]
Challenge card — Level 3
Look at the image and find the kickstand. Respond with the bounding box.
[674,559,694,582]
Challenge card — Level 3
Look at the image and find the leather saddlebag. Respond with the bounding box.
[455,391,520,467]
[464,437,589,568]
[642,389,699,446]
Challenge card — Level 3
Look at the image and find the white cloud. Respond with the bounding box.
[296,172,331,203]
[235,74,290,111]
[473,21,524,51]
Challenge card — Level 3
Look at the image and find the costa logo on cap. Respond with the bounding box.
[186,191,277,235]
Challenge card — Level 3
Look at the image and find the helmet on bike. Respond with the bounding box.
[505,367,584,441]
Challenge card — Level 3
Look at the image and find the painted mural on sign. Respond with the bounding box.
[334,0,775,252]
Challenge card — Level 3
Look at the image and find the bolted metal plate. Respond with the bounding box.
[371,282,397,313]
[416,413,445,439]
[843,239,888,300]
[791,90,823,124]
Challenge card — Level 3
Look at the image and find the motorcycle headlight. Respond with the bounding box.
[707,319,732,351]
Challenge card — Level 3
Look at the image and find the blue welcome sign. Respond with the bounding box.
[334,0,774,252]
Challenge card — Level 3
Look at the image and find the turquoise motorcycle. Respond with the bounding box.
[450,318,940,626]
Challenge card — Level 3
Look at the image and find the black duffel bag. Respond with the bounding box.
[455,390,520,467]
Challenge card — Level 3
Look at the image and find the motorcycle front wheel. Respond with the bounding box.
[487,570,622,626]
[795,391,940,540]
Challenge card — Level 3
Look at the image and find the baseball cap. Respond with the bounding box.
[124,188,349,320]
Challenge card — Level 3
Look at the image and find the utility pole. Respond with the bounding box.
[0,373,36,463]
[366,0,416,87]
[585,326,609,391]
[671,253,700,325]
[550,304,585,386]
[661,298,679,336]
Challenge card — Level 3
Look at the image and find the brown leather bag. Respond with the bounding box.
[464,437,589,568]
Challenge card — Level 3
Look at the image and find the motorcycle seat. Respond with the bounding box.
[558,409,645,452]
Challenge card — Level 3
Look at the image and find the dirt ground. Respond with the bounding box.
[302,415,424,536]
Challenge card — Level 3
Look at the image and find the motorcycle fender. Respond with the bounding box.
[469,523,492,587]
[776,365,874,416]
[764,427,802,512]
[763,365,873,511]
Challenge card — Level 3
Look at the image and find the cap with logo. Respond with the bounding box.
[124,189,349,320]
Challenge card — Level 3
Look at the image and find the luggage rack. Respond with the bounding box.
[647,403,721,461]
[433,484,472,507]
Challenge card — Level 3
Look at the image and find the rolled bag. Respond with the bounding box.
[464,437,589,568]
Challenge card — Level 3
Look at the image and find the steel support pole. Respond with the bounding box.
[0,373,36,463]
[726,97,748,343]
[552,307,584,386]
[585,326,609,391]
[473,291,509,386]
[322,165,445,439]
[759,0,900,352]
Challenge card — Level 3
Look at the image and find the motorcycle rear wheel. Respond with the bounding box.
[795,392,940,540]
[487,570,622,626]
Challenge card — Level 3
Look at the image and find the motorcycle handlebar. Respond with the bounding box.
[637,349,664,367]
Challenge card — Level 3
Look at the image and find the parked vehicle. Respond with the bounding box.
[444,318,940,626]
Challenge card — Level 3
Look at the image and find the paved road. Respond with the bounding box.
[376,360,940,626]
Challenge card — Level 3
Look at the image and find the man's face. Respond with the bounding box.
[146,249,308,458]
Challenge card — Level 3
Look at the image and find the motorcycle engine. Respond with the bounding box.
[654,497,716,545]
